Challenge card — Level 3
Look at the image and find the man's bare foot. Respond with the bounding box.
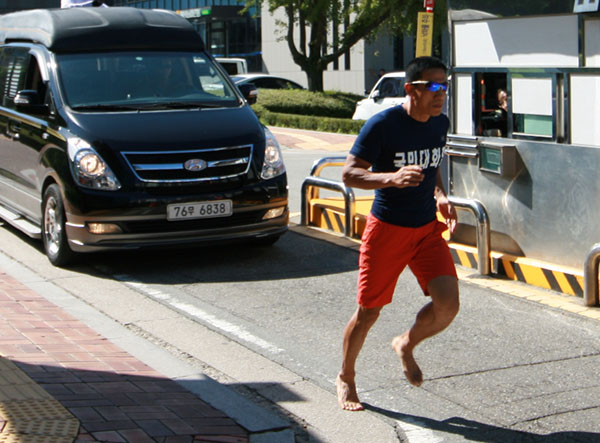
[392,334,423,386]
[336,374,364,411]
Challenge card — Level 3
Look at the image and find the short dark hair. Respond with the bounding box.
[405,56,447,83]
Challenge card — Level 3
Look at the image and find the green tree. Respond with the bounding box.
[253,0,445,92]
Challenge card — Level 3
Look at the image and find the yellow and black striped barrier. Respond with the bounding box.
[306,196,586,298]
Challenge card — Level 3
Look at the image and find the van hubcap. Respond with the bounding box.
[44,197,60,255]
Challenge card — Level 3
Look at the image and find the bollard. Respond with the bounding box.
[584,243,600,306]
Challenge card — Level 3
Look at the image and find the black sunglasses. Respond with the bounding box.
[407,80,448,92]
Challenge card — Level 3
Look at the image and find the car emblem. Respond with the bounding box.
[184,159,207,171]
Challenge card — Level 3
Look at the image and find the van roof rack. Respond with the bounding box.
[0,7,205,53]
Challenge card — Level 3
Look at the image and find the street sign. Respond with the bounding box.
[415,12,434,57]
[573,0,599,12]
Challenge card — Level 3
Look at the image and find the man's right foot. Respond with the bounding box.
[392,334,423,387]
[336,374,364,411]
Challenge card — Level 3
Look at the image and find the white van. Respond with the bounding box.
[352,72,406,120]
[215,57,248,75]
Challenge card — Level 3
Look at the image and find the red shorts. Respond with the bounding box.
[357,214,457,308]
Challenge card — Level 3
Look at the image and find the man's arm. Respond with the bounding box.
[434,169,457,233]
[341,154,425,190]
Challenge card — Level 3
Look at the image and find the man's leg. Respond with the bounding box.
[392,275,459,386]
[337,305,383,411]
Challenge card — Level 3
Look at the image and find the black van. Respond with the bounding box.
[0,7,288,266]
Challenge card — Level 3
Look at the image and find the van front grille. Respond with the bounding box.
[121,145,253,183]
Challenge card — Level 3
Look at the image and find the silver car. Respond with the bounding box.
[352,72,407,120]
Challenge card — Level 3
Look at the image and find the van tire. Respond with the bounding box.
[42,184,76,267]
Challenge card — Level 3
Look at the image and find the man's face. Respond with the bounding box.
[406,68,447,117]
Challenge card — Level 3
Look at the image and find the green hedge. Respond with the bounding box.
[251,89,366,134]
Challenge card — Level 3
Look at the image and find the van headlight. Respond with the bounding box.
[261,127,285,180]
[67,138,121,190]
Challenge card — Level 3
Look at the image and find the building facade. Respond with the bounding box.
[0,0,59,14]
[2,0,406,94]
[261,4,412,94]
[111,0,262,71]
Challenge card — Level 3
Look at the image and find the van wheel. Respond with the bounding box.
[42,184,75,267]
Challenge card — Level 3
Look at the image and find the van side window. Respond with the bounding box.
[25,56,47,102]
[0,48,29,108]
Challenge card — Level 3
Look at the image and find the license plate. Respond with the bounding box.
[167,200,233,221]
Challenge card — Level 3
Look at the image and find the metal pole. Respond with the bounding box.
[448,196,491,275]
[300,176,356,238]
[583,243,600,306]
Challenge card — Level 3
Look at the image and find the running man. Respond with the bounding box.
[337,56,459,411]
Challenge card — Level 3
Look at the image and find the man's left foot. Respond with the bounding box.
[336,374,364,411]
[392,334,423,387]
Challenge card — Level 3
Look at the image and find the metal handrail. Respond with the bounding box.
[300,176,356,238]
[448,196,491,275]
[308,156,347,201]
[301,158,492,274]
[309,156,346,177]
[584,243,600,306]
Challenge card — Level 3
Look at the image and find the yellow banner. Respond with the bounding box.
[415,12,434,57]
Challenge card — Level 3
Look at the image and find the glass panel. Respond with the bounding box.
[55,51,239,109]
[571,74,600,146]
[455,73,473,135]
[512,77,552,116]
[514,114,553,136]
[476,72,508,137]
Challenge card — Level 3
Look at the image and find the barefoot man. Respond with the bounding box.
[337,56,459,411]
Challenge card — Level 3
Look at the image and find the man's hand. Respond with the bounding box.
[390,165,424,188]
[436,194,457,234]
[342,154,425,190]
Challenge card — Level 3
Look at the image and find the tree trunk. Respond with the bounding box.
[306,65,324,92]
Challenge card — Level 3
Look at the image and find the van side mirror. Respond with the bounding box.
[14,90,48,115]
[238,83,258,105]
[371,90,380,99]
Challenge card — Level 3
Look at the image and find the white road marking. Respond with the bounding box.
[116,275,283,354]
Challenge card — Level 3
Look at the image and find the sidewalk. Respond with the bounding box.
[0,268,251,442]
[268,127,356,152]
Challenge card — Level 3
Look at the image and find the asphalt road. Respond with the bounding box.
[0,144,599,442]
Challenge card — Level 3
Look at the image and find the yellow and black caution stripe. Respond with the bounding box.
[447,243,585,297]
[309,197,372,238]
[498,257,584,297]
[309,196,586,298]
[450,246,478,270]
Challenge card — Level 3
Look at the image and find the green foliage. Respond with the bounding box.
[254,89,364,119]
[251,89,365,134]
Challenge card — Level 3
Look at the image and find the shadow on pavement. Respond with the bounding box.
[364,404,600,443]
[83,230,360,284]
[5,359,268,441]
[2,217,360,284]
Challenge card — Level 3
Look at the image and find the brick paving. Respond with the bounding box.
[0,269,249,442]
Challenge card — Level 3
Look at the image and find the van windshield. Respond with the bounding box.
[56,52,240,110]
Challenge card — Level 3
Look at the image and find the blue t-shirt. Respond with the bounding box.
[350,105,449,227]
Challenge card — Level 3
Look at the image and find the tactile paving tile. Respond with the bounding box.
[0,396,79,440]
[0,399,74,422]
[0,434,74,442]
[1,417,79,437]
